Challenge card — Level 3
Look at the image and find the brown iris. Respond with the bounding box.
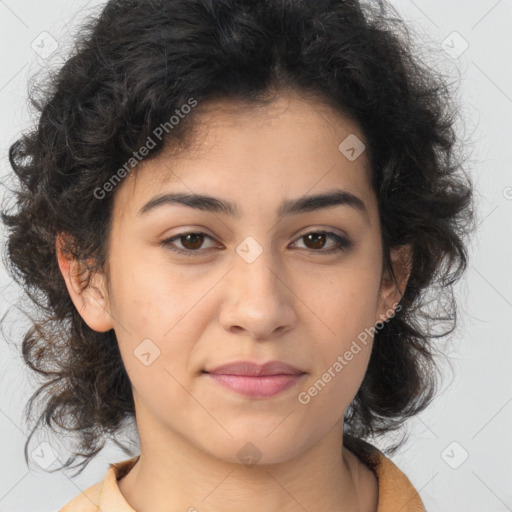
[303,233,327,250]
[180,233,205,250]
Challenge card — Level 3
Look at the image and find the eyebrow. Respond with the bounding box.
[137,189,369,222]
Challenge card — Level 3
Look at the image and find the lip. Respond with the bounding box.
[205,360,304,376]
[203,360,306,398]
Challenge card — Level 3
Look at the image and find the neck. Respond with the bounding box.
[117,417,376,512]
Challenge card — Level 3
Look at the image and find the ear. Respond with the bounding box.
[376,244,412,324]
[55,233,114,332]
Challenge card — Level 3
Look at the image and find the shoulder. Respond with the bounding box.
[58,457,139,512]
[346,439,427,512]
[372,449,427,511]
[58,480,104,512]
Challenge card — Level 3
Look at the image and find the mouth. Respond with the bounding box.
[202,360,306,398]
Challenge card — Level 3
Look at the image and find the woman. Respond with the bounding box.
[1,0,474,510]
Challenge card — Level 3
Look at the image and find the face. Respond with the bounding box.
[58,90,408,465]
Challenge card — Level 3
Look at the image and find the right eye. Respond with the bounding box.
[160,231,221,256]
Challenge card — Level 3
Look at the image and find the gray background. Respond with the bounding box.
[0,1,511,510]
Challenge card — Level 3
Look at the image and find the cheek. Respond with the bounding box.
[316,261,381,342]
[301,324,374,425]
[105,259,183,378]
[108,259,220,394]
[108,245,198,332]
[303,256,381,403]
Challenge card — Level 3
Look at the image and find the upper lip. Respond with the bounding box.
[204,360,304,376]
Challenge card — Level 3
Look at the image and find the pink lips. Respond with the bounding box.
[203,360,306,398]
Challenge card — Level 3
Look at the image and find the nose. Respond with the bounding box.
[218,249,297,341]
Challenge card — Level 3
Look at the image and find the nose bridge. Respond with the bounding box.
[235,241,279,296]
[219,238,296,338]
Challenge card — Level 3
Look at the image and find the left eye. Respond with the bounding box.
[160,231,351,255]
[291,232,351,253]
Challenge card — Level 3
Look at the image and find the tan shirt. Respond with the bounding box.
[58,445,427,511]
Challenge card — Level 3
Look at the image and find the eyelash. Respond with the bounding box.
[160,231,352,256]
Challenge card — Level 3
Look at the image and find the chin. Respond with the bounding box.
[196,428,308,467]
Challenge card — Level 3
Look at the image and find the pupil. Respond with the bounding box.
[183,233,203,250]
[306,233,325,249]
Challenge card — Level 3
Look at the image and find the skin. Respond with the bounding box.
[57,90,411,512]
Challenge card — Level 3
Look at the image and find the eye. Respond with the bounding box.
[291,231,352,254]
[160,232,218,255]
[160,230,351,256]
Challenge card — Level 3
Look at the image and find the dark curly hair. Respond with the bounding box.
[1,0,474,476]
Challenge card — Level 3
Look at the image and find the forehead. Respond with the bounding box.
[113,91,373,219]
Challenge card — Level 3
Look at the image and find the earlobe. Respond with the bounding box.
[55,233,114,333]
[376,244,412,323]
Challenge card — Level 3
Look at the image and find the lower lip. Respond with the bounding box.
[205,373,305,398]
